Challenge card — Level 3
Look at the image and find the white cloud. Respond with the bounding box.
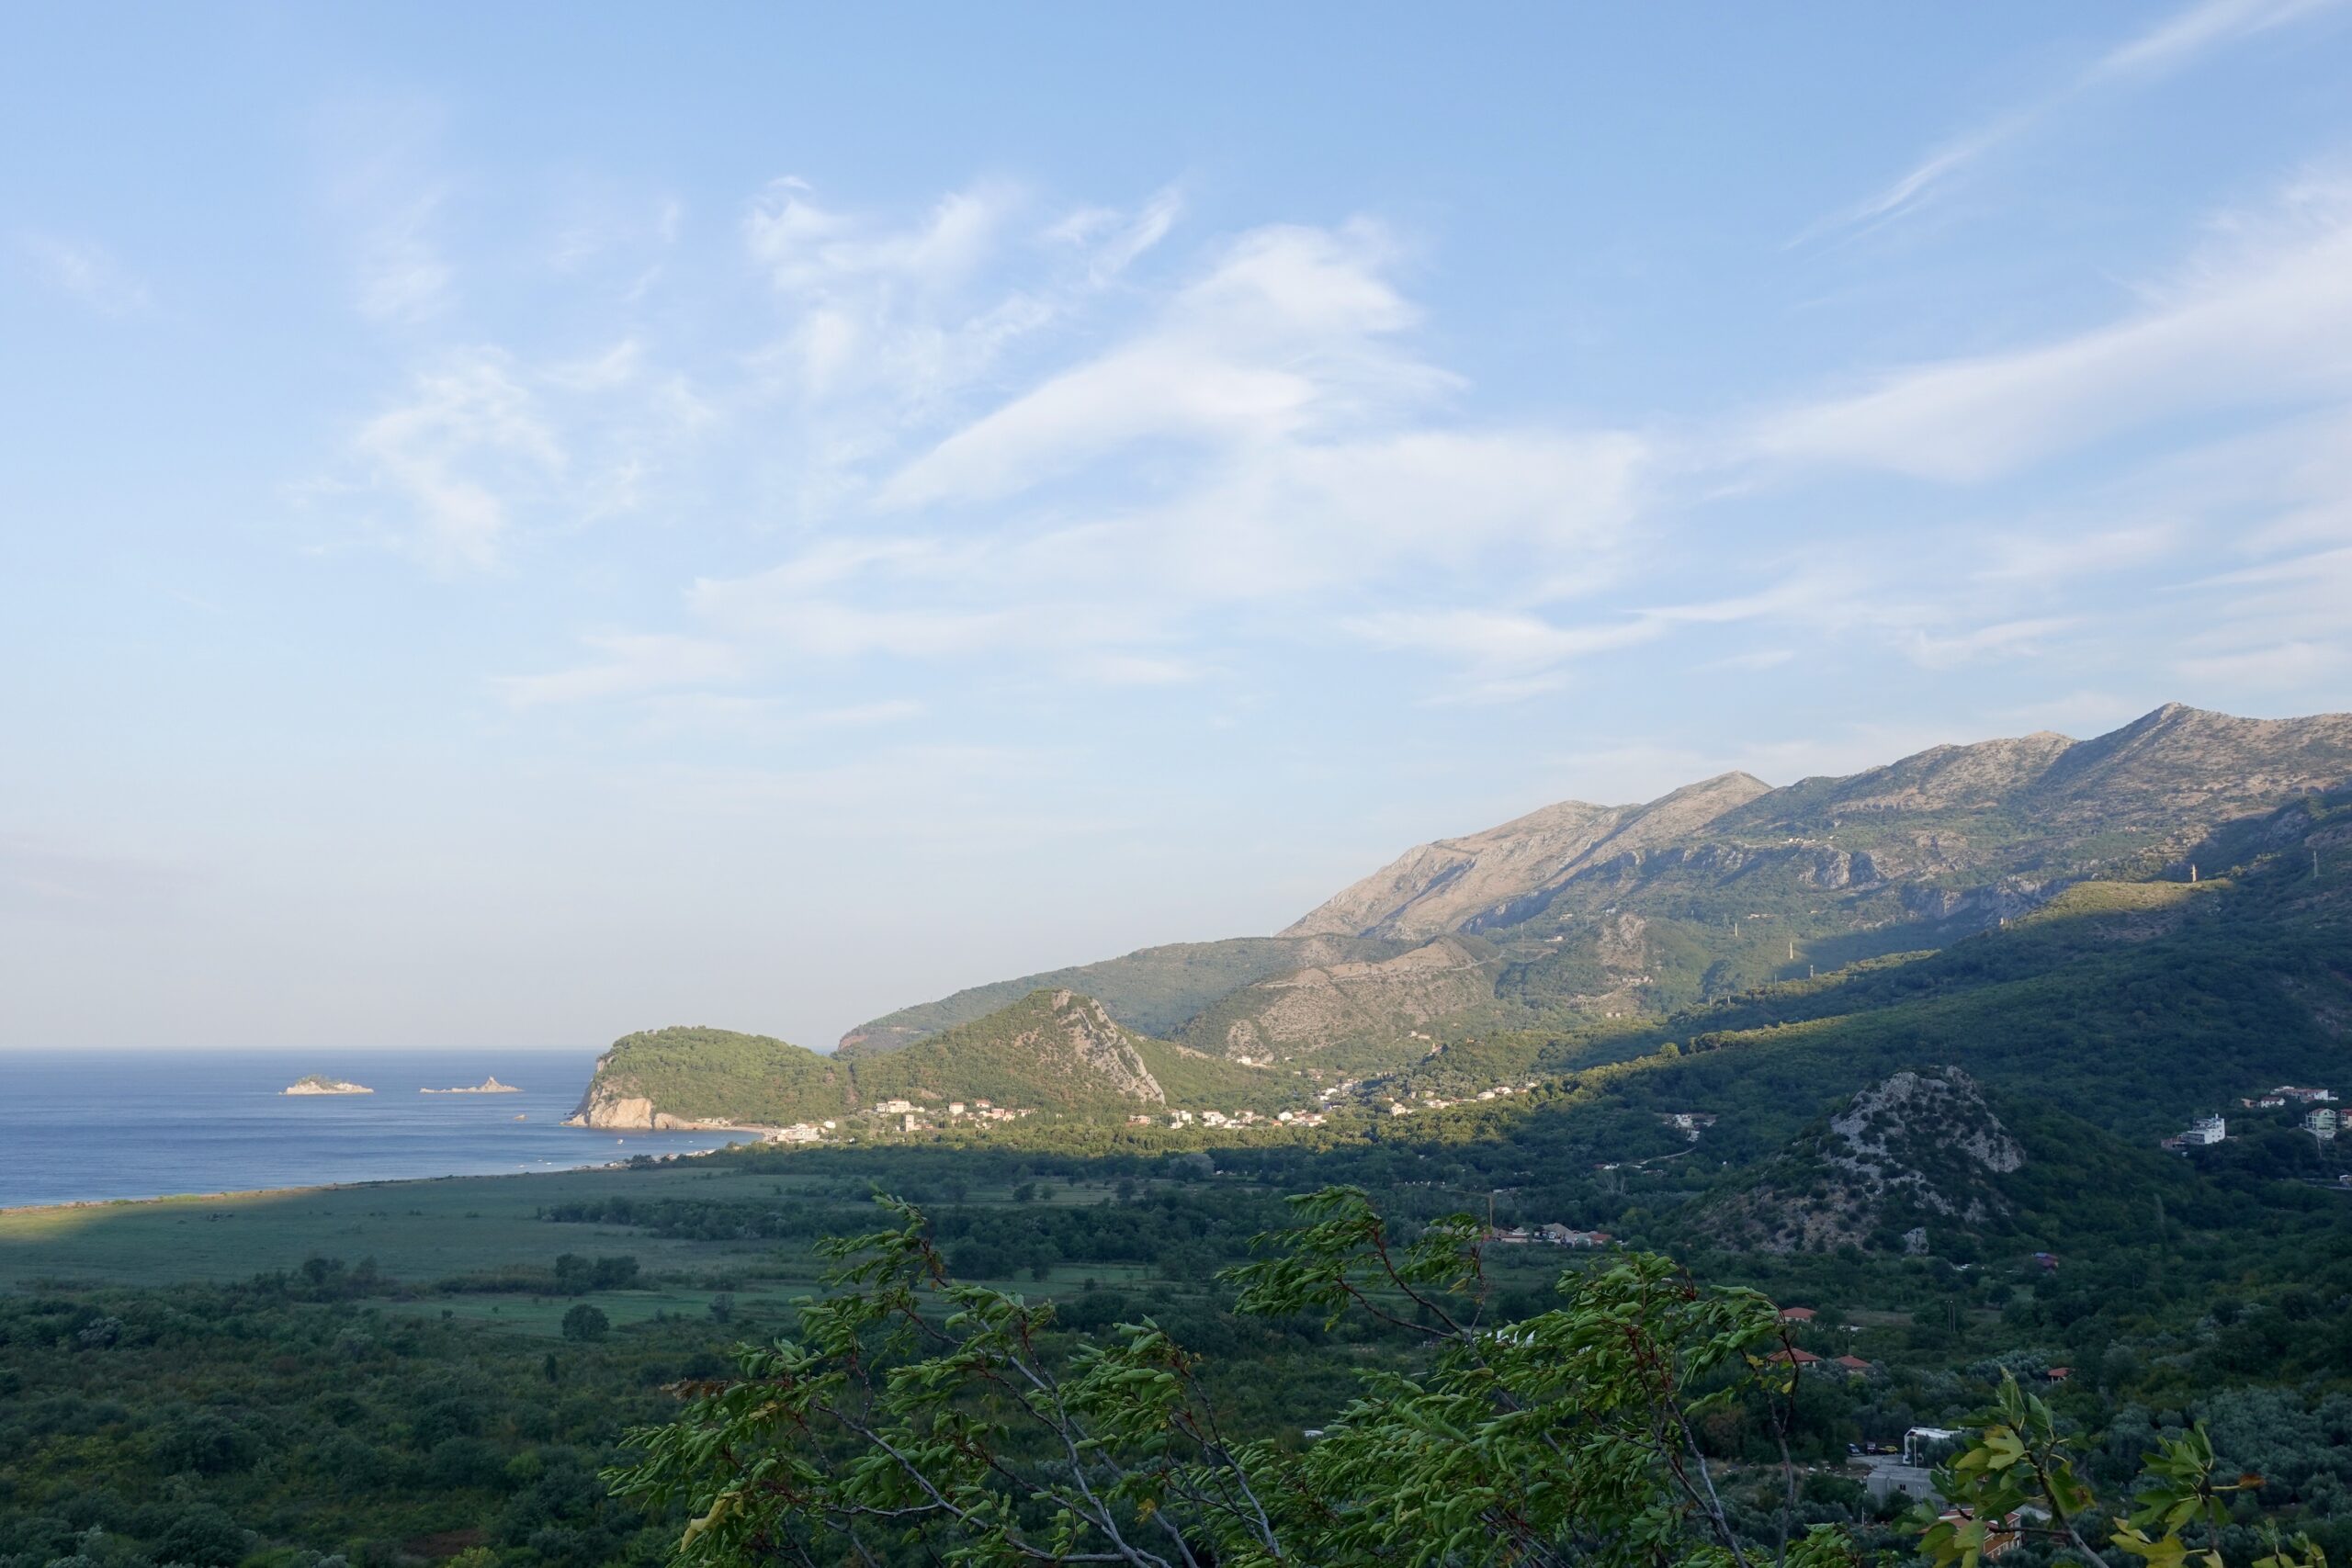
[1973,524,2182,581]
[356,189,454,323]
[745,178,1011,296]
[20,233,151,314]
[2091,0,2341,83]
[1996,690,2143,734]
[877,340,1320,508]
[1080,654,1207,687]
[494,634,742,708]
[346,351,563,570]
[1047,185,1183,282]
[2175,638,2348,686]
[316,97,458,325]
[1903,615,2079,670]
[1346,609,1661,675]
[1758,185,2352,479]
[876,222,1435,511]
[1705,648,1796,672]
[2170,544,2352,687]
[1809,0,2346,238]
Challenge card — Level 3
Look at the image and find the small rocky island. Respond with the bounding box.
[420,1077,520,1094]
[282,1075,374,1096]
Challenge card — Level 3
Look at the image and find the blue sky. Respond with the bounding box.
[6,1,2352,1051]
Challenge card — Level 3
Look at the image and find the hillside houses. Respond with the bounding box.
[2179,1087,2339,1148]
[1488,1224,1613,1247]
[2162,1112,2227,1150]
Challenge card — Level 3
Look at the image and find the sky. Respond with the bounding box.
[6,2,2352,1052]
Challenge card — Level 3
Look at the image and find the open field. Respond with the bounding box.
[0,1157,822,1287]
[0,1151,1221,1300]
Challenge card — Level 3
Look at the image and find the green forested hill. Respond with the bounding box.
[838,934,1408,1054]
[569,1026,854,1127]
[577,991,1307,1130]
[849,988,1296,1114]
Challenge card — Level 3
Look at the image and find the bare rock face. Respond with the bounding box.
[1828,1069,2024,1182]
[1043,989,1166,1103]
[1286,772,1770,941]
[1707,1066,2024,1254]
[566,1087,657,1130]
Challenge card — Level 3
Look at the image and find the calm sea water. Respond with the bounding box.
[0,1050,741,1209]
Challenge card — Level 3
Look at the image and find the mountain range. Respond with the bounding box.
[842,702,2352,1070]
[570,701,2352,1248]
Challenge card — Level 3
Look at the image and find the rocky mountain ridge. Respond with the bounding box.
[843,703,2352,1069]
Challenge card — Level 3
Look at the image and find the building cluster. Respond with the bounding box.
[1662,1111,1718,1139]
[1385,1082,1542,1116]
[944,1099,1028,1123]
[1764,1348,1879,1379]
[762,1122,831,1144]
[2165,1087,2337,1149]
[1760,1306,1880,1380]
[2242,1085,2336,1107]
[867,1097,1034,1134]
[1124,1107,1329,1129]
[1489,1223,1613,1247]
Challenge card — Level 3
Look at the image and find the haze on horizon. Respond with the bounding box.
[6,2,2352,1054]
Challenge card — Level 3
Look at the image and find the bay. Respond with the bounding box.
[0,1049,740,1208]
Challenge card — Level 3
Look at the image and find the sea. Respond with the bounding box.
[0,1049,743,1210]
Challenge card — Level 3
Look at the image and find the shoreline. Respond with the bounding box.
[0,1136,752,1219]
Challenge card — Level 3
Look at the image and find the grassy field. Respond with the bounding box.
[0,1159,823,1288]
[0,1153,1224,1310]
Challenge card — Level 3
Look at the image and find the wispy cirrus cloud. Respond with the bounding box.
[1758,176,2352,479]
[1804,0,2346,241]
[341,350,565,571]
[498,208,1653,710]
[316,97,458,325]
[18,232,152,315]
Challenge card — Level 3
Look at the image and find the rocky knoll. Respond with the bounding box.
[1705,1067,2026,1254]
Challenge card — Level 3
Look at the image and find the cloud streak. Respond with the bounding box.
[1806,0,2346,240]
[1758,181,2352,479]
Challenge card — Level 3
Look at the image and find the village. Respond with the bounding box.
[2158,1084,2335,1149]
